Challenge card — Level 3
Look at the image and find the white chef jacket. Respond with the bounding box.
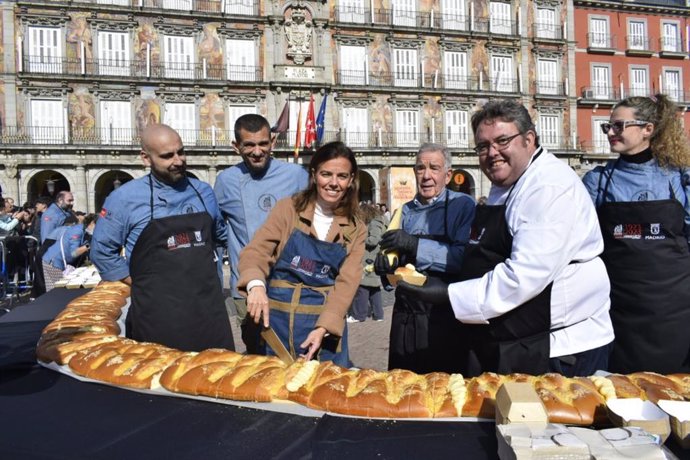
[448,148,614,357]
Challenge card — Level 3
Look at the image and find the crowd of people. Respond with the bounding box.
[6,95,688,378]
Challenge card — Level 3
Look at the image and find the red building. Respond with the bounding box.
[574,0,690,163]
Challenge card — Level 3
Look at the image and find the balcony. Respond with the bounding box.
[60,0,259,15]
[625,36,654,57]
[532,23,565,41]
[587,33,617,54]
[579,86,621,104]
[332,7,506,36]
[535,80,566,97]
[659,37,686,59]
[335,71,518,93]
[622,86,653,98]
[20,55,263,84]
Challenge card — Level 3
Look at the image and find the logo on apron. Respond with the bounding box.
[167,232,191,250]
[613,224,642,240]
[645,223,666,240]
[290,255,331,279]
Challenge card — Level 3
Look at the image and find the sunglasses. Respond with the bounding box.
[600,120,650,135]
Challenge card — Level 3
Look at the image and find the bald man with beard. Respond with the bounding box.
[90,124,234,352]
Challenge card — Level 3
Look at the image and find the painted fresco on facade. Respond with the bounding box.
[369,35,390,79]
[66,13,93,62]
[0,16,4,74]
[135,98,161,134]
[371,95,393,134]
[199,93,226,142]
[199,23,223,77]
[69,87,96,139]
[135,19,159,66]
[0,85,5,131]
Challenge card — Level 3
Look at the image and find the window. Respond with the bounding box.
[342,107,369,147]
[628,20,647,50]
[223,0,254,15]
[100,100,132,145]
[31,99,64,144]
[591,117,609,154]
[393,48,418,87]
[490,2,512,35]
[445,110,468,148]
[535,8,557,39]
[537,58,558,95]
[338,0,366,23]
[165,103,196,145]
[443,51,467,89]
[538,114,559,148]
[592,65,611,99]
[661,22,681,52]
[164,35,194,79]
[663,69,682,102]
[589,17,609,48]
[396,109,419,147]
[442,0,466,30]
[162,0,192,10]
[28,26,62,73]
[491,55,513,92]
[226,39,255,81]
[392,0,416,27]
[629,67,648,97]
[228,105,257,141]
[97,31,129,77]
[340,45,367,85]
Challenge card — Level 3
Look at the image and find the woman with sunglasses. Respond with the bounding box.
[583,94,690,374]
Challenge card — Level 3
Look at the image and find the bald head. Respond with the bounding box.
[140,124,187,184]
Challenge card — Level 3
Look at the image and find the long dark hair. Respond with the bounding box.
[293,141,361,220]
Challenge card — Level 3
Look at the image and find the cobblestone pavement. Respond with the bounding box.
[227,288,395,371]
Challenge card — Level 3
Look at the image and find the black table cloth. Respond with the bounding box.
[0,289,498,460]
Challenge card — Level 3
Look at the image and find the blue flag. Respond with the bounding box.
[315,93,328,144]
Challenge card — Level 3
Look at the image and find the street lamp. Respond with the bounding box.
[113,176,122,189]
[46,178,56,195]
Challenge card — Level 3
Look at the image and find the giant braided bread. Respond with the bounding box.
[35,284,690,421]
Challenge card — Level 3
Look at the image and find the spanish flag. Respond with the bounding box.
[294,102,303,158]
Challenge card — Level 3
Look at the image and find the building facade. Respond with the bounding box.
[574,0,690,170]
[1,0,581,212]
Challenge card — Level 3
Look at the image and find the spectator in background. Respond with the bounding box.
[348,203,386,323]
[41,214,97,291]
[40,191,77,243]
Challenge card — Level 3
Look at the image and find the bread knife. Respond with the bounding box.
[261,326,295,365]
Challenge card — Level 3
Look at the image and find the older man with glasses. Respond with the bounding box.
[397,100,614,377]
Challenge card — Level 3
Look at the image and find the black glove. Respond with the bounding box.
[395,277,450,305]
[374,252,401,276]
[380,230,419,261]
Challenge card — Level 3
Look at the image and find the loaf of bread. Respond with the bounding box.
[34,282,690,421]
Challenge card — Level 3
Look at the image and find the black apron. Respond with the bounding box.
[126,175,234,352]
[597,164,690,373]
[457,150,552,377]
[388,194,467,374]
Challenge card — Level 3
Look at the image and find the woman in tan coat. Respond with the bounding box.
[238,142,366,366]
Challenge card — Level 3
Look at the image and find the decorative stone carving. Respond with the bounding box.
[284,7,313,65]
[218,25,262,40]
[439,39,473,52]
[219,92,263,104]
[88,18,138,32]
[333,34,373,46]
[19,13,69,27]
[4,161,18,179]
[387,97,424,108]
[154,19,201,36]
[21,85,72,97]
[155,87,204,102]
[386,35,424,49]
[89,85,141,101]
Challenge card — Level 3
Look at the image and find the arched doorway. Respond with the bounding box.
[448,169,475,197]
[358,170,375,203]
[27,170,71,204]
[95,171,134,211]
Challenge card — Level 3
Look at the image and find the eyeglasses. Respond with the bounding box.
[600,120,650,135]
[473,132,523,156]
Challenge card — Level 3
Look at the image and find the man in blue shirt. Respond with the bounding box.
[214,114,308,353]
[40,191,76,243]
[91,124,234,352]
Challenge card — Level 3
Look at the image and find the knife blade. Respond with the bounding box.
[260,326,295,365]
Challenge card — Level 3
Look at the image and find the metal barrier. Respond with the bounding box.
[0,235,38,313]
